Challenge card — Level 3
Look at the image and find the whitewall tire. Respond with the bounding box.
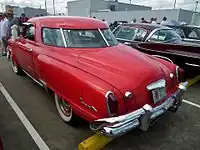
[54,93,77,124]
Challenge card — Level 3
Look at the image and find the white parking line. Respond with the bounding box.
[183,99,200,109]
[0,82,50,150]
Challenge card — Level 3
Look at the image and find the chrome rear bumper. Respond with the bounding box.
[90,82,188,137]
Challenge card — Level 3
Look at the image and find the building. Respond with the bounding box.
[67,0,196,25]
[67,0,151,17]
[92,8,195,24]
[5,5,47,18]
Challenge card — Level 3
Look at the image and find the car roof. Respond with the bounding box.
[28,16,108,29]
[167,24,200,29]
[121,23,171,31]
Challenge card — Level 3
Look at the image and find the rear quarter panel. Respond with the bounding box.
[36,55,126,122]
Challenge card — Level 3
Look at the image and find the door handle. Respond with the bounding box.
[27,48,33,52]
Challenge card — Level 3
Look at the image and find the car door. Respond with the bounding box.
[16,24,37,78]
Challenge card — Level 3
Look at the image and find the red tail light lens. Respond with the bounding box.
[105,91,118,116]
[176,66,185,82]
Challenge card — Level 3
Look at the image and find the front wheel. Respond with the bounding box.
[54,93,78,125]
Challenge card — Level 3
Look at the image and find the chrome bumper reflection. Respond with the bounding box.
[90,82,188,137]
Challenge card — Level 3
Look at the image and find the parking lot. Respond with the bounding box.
[0,56,200,150]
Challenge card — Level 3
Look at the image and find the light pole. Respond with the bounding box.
[53,0,55,15]
[195,0,199,12]
[173,0,177,9]
[44,0,48,15]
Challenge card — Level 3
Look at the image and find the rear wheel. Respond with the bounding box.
[54,93,78,125]
[11,57,23,75]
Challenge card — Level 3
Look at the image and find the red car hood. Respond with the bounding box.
[77,44,168,92]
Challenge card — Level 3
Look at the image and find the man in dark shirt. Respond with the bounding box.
[19,13,28,25]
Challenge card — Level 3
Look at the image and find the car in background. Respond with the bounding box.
[113,23,200,72]
[166,24,200,44]
[9,16,187,137]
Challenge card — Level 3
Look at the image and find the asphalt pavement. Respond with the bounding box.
[0,56,200,150]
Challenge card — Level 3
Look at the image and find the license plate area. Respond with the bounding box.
[152,87,166,104]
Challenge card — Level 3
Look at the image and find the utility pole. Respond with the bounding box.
[173,0,177,9]
[129,0,131,4]
[45,0,48,15]
[195,0,199,12]
[53,0,55,15]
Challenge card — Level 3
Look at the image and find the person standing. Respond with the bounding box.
[1,13,9,56]
[6,7,20,39]
[131,18,136,23]
[151,18,157,24]
[19,13,28,25]
[160,17,169,25]
[0,12,4,56]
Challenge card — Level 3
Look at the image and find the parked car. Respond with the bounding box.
[166,24,200,44]
[9,16,187,137]
[113,23,200,71]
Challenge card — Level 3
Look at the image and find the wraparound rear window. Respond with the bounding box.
[42,28,118,48]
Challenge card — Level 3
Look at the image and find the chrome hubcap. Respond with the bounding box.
[58,96,72,117]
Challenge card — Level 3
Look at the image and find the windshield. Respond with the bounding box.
[62,28,118,48]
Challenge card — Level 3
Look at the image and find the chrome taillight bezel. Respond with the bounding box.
[105,91,118,117]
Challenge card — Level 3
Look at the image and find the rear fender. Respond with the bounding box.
[36,55,126,122]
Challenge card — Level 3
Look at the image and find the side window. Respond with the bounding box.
[134,29,147,41]
[116,27,137,41]
[42,28,64,47]
[188,30,198,39]
[149,30,159,42]
[175,28,185,38]
[25,26,35,41]
[149,30,168,42]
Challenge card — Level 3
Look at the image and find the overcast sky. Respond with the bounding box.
[0,0,199,14]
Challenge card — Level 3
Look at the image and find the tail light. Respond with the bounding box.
[105,91,118,117]
[176,66,185,82]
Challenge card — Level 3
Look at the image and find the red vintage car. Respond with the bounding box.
[9,16,188,137]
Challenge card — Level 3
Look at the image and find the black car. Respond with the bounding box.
[166,24,200,44]
[113,23,183,47]
[113,23,200,74]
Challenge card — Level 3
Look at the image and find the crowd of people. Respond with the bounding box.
[130,16,170,25]
[0,7,29,56]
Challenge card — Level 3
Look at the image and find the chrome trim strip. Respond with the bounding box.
[105,91,115,116]
[117,37,132,42]
[183,38,200,42]
[146,79,166,90]
[152,55,173,63]
[22,69,43,87]
[98,28,109,46]
[60,28,67,47]
[185,63,200,67]
[80,98,97,112]
[138,45,200,59]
